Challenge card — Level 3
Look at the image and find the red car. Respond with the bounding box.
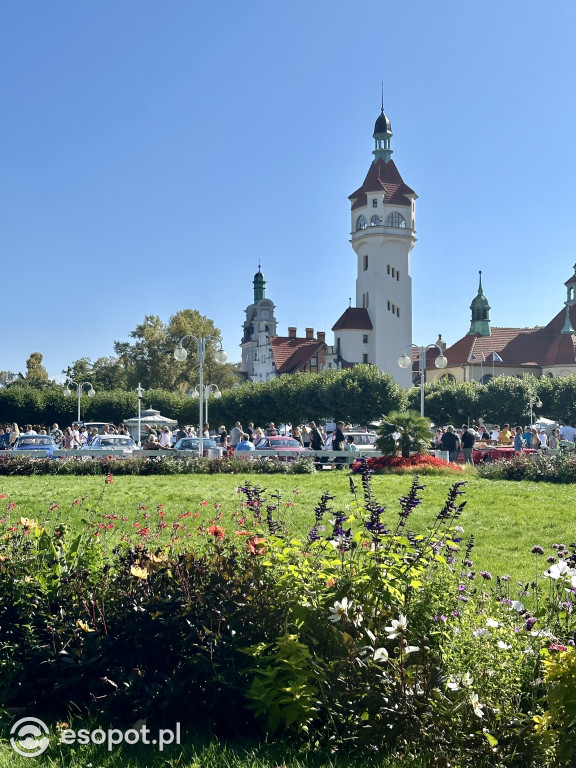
[255,436,309,461]
[472,446,537,464]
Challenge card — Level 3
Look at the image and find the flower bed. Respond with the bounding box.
[477,452,576,483]
[352,452,464,474]
[0,459,574,765]
[0,453,316,476]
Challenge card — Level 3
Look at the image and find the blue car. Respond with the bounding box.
[174,438,218,456]
[11,435,58,457]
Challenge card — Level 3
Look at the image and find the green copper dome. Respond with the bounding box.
[374,109,391,136]
[253,268,266,302]
[468,271,491,336]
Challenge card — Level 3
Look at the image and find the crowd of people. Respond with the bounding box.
[433,420,576,463]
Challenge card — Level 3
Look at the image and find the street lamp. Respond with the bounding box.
[189,383,221,428]
[398,344,448,417]
[174,335,227,456]
[63,380,95,422]
[136,383,145,446]
[528,395,542,427]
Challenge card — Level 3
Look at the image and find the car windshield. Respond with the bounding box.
[351,434,376,445]
[272,439,300,447]
[19,438,52,446]
[100,438,133,447]
[179,440,199,449]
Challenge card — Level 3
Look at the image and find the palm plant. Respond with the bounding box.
[375,409,433,458]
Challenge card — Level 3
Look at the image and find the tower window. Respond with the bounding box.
[396,271,400,280]
[356,215,367,230]
[387,264,390,274]
[362,354,368,364]
[370,215,380,226]
[372,198,377,207]
[363,254,368,271]
[385,212,406,228]
[391,267,396,278]
[387,300,391,311]
[396,307,400,317]
[362,334,368,344]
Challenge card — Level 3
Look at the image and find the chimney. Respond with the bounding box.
[305,327,314,339]
[288,327,297,338]
[317,331,326,344]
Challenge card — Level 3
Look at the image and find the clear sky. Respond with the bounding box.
[1,0,574,381]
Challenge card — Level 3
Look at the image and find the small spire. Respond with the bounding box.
[381,81,384,112]
[349,297,352,308]
[561,305,575,335]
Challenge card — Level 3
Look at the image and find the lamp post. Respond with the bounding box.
[398,344,448,417]
[63,380,95,422]
[136,383,144,446]
[189,383,221,428]
[174,335,227,456]
[528,395,542,427]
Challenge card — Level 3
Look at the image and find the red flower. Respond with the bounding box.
[248,536,266,555]
[207,525,225,540]
[49,503,60,512]
[200,500,208,506]
[549,643,568,652]
[0,494,6,499]
[105,475,113,484]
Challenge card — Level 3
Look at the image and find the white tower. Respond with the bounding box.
[240,267,278,381]
[346,107,416,387]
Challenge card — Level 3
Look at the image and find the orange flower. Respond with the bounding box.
[207,525,225,540]
[248,536,266,555]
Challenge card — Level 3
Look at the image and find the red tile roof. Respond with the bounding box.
[436,305,576,370]
[349,158,415,211]
[270,337,325,374]
[332,308,373,331]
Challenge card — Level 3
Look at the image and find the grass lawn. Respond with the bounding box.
[0,471,573,581]
[0,470,574,767]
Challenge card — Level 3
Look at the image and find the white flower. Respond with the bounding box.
[446,678,460,691]
[544,561,576,581]
[509,600,525,613]
[352,605,364,627]
[403,645,420,655]
[385,614,408,639]
[470,692,484,718]
[474,628,490,636]
[461,672,473,687]
[497,640,511,650]
[486,618,500,628]
[328,597,350,623]
[365,628,376,644]
[373,647,389,662]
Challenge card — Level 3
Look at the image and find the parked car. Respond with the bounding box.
[82,435,139,454]
[322,431,378,453]
[173,438,218,455]
[255,436,309,461]
[11,435,59,457]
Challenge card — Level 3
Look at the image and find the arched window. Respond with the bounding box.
[356,215,367,230]
[362,292,369,308]
[480,374,493,384]
[370,215,380,226]
[440,373,456,383]
[363,254,368,271]
[385,212,406,228]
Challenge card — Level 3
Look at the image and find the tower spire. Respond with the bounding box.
[467,270,491,336]
[372,94,393,162]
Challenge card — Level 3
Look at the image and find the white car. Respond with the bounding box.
[82,435,140,454]
[323,431,378,453]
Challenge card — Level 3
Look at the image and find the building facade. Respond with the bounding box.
[326,106,416,387]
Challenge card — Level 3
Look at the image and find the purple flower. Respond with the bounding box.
[480,571,493,580]
[531,545,545,555]
[525,617,537,630]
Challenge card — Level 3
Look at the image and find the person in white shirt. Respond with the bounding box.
[490,426,500,444]
[159,427,172,448]
[23,424,37,435]
[538,430,548,449]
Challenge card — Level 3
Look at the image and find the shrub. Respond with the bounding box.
[477,453,576,483]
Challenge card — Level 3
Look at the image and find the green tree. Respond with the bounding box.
[375,410,433,457]
[114,310,237,393]
[23,352,50,388]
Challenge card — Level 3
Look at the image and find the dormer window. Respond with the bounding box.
[356,215,367,230]
[372,198,378,207]
[385,212,406,228]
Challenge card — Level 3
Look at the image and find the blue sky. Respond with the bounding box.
[1,0,574,381]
